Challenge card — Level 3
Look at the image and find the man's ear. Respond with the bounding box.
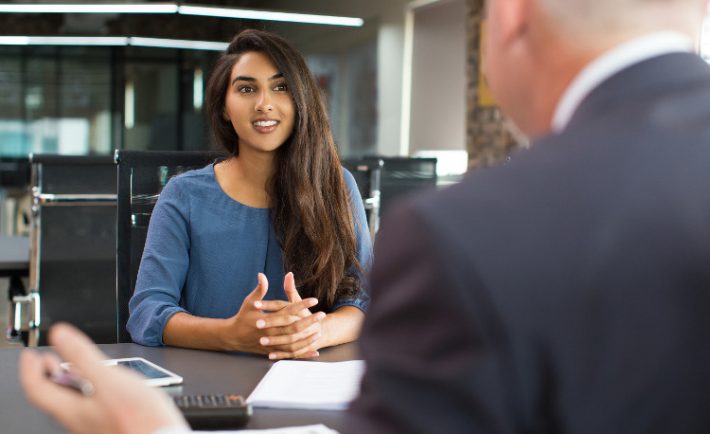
[496,0,531,47]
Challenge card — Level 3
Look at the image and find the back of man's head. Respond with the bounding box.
[540,0,706,44]
[482,0,707,137]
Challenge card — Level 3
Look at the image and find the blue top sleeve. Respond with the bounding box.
[127,178,190,346]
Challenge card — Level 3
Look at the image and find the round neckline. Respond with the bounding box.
[209,162,270,211]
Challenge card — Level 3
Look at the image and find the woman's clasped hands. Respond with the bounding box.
[223,272,327,360]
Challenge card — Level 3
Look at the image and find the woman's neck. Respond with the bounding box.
[233,148,275,192]
[216,149,275,208]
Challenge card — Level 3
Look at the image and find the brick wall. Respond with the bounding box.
[465,0,521,170]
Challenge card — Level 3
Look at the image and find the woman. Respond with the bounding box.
[126,29,371,360]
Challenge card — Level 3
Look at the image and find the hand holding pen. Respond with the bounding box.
[19,323,188,434]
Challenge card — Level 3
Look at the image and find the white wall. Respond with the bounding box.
[376,2,409,156]
[408,0,466,154]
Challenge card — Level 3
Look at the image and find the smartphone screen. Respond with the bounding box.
[62,357,182,387]
[116,359,173,380]
[104,358,183,386]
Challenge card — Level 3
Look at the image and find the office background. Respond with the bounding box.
[1,0,710,346]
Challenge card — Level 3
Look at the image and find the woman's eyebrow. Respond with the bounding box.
[231,72,283,86]
[232,75,255,85]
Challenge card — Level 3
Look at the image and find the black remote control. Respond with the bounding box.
[172,394,252,430]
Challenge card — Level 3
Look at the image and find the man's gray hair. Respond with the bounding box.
[539,0,706,41]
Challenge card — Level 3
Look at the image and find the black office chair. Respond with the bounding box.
[341,158,384,240]
[115,150,225,343]
[343,156,437,237]
[14,154,117,346]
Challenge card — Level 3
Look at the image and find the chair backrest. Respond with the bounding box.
[342,156,437,237]
[376,157,437,218]
[341,158,384,240]
[28,154,117,346]
[115,150,225,343]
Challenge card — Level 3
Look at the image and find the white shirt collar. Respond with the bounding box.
[551,31,694,133]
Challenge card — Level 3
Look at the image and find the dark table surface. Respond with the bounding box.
[0,342,360,433]
[0,235,29,273]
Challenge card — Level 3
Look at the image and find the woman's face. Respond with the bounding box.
[224,51,295,155]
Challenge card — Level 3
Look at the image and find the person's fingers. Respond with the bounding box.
[19,350,92,432]
[268,337,321,360]
[47,324,111,386]
[283,272,302,302]
[254,299,290,312]
[247,273,269,308]
[255,313,302,330]
[264,311,325,336]
[257,299,310,318]
[280,297,318,316]
[259,323,320,347]
[255,298,318,329]
[40,351,64,376]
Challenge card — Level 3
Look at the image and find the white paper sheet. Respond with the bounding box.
[246,360,365,410]
[203,424,339,434]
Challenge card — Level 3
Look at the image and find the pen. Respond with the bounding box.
[48,370,95,396]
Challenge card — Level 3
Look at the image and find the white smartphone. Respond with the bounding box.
[103,357,183,387]
[60,357,183,387]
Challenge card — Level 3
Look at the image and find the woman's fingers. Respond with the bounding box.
[256,299,311,319]
[255,298,318,328]
[254,299,290,312]
[255,314,302,330]
[245,273,269,307]
[259,311,325,337]
[268,337,322,360]
[259,322,321,347]
[279,297,318,316]
[283,272,302,302]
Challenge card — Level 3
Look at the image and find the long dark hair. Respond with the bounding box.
[205,29,361,309]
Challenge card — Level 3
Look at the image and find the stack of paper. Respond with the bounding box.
[246,360,365,410]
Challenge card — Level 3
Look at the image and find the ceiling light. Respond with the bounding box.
[0,3,365,27]
[0,3,177,14]
[178,5,364,27]
[129,37,227,51]
[0,36,227,51]
[0,36,128,46]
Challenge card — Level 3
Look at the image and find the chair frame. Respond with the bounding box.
[115,150,224,342]
[19,154,117,346]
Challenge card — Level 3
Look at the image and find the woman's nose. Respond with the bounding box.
[255,90,273,112]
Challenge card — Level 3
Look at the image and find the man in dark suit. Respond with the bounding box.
[345,0,710,432]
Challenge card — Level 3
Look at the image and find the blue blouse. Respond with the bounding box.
[127,164,372,346]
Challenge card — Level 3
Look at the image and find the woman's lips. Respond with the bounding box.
[253,119,279,134]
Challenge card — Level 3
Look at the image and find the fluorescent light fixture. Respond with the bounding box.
[0,3,177,14]
[129,37,227,51]
[0,36,226,51]
[124,81,135,129]
[179,5,364,27]
[0,36,30,45]
[193,68,204,111]
[0,3,364,27]
[0,36,128,46]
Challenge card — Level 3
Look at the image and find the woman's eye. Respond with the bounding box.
[238,86,254,93]
[274,83,288,92]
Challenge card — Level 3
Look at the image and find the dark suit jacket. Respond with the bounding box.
[346,52,710,433]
